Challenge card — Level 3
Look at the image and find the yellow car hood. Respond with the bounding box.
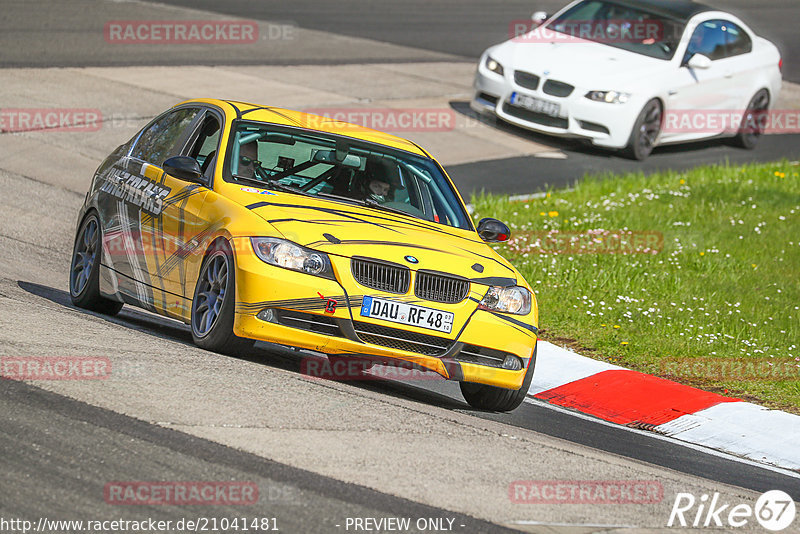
[245,194,520,285]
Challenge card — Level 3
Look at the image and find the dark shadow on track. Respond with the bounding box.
[15,281,800,498]
[0,378,518,533]
[446,101,800,196]
[16,280,467,411]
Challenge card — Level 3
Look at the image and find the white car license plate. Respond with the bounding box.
[360,296,454,334]
[510,92,561,117]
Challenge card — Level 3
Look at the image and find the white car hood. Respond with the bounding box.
[495,39,669,92]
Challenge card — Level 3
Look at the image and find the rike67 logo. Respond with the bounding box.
[668,490,796,531]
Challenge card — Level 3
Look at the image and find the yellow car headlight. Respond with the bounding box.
[250,237,335,279]
[479,286,531,315]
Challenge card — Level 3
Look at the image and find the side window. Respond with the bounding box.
[685,21,728,61]
[187,114,222,177]
[725,22,752,57]
[685,20,750,62]
[131,108,199,166]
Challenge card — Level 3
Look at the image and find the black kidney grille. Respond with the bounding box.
[543,79,575,97]
[414,271,469,304]
[514,70,541,90]
[351,258,410,294]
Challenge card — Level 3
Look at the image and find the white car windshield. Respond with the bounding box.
[546,0,685,60]
[225,122,472,230]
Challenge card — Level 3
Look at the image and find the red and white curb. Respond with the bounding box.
[529,340,800,472]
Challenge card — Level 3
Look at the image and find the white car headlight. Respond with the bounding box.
[251,237,335,279]
[479,286,531,315]
[585,90,631,104]
[485,56,505,76]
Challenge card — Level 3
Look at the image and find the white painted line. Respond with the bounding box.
[532,151,568,159]
[656,402,800,471]
[528,340,624,395]
[523,397,800,479]
[464,189,575,213]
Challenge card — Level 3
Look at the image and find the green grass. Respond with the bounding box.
[471,160,800,412]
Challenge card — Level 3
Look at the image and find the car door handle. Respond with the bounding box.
[724,72,734,78]
[668,89,678,96]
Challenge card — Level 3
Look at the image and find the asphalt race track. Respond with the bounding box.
[152,0,800,83]
[3,0,799,190]
[1,1,800,532]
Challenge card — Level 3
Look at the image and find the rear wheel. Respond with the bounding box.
[191,241,254,354]
[69,212,123,315]
[460,346,537,412]
[623,99,662,161]
[731,89,769,149]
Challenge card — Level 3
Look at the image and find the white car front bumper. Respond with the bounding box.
[471,64,643,149]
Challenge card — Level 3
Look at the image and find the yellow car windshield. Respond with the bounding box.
[225,122,471,230]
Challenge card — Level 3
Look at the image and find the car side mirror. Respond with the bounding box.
[531,11,549,25]
[687,53,712,70]
[163,156,204,183]
[477,218,511,243]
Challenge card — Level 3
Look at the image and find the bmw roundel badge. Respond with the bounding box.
[404,255,419,264]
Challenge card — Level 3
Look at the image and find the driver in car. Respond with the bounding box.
[357,159,402,203]
[366,177,392,202]
[238,141,261,179]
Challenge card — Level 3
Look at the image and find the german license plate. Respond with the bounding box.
[510,92,561,117]
[360,296,454,334]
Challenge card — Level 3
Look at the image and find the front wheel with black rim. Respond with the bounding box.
[623,99,662,161]
[460,346,537,412]
[69,212,123,315]
[191,242,254,355]
[730,89,770,149]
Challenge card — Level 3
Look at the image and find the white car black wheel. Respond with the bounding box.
[624,99,662,161]
[732,89,770,149]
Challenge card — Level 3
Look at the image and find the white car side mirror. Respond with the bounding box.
[687,54,712,69]
[531,11,549,24]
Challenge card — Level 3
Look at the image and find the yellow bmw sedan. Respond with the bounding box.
[69,98,538,411]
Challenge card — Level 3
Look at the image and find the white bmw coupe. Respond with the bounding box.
[472,0,782,159]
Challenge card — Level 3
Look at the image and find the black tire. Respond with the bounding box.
[623,99,662,161]
[191,240,254,355]
[69,211,124,315]
[460,345,537,412]
[730,89,770,149]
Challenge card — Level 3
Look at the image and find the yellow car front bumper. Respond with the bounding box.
[231,238,537,390]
